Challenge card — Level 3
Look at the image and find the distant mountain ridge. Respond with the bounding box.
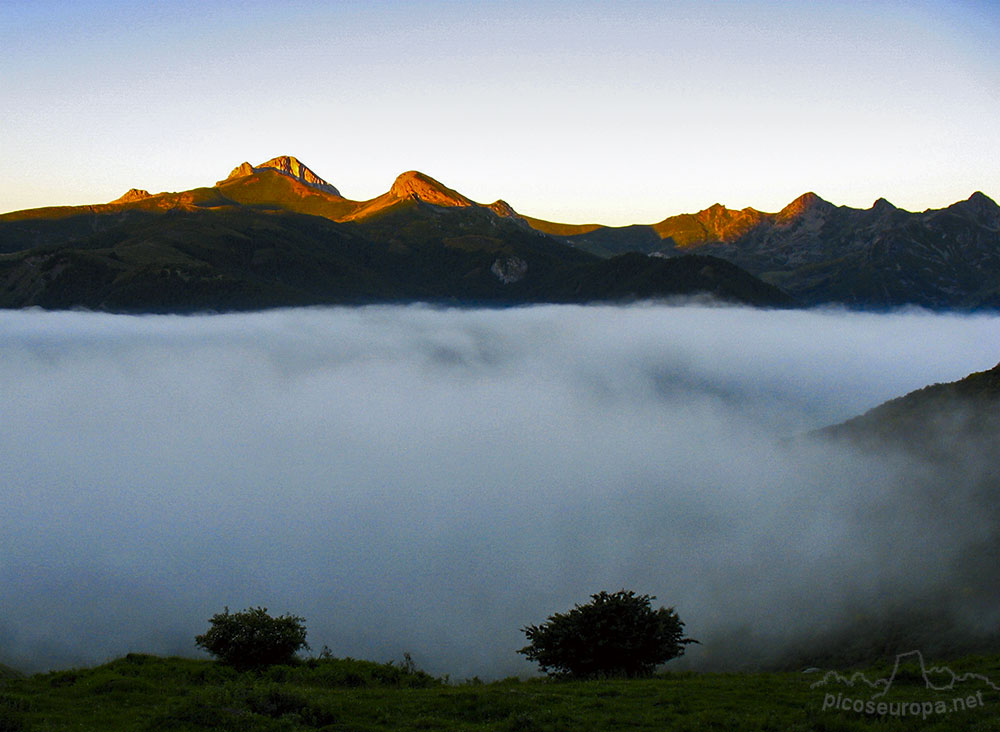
[544,191,1000,309]
[2,157,996,311]
[0,156,793,312]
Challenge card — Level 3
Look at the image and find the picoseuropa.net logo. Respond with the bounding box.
[810,650,999,720]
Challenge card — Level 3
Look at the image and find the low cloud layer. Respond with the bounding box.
[1,304,998,677]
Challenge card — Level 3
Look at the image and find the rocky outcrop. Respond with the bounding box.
[257,156,340,194]
[389,171,473,207]
[487,199,526,221]
[217,156,341,195]
[649,203,763,247]
[777,191,834,221]
[111,188,153,204]
[491,256,528,284]
[219,162,254,184]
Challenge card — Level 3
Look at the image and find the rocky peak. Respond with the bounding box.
[691,202,762,241]
[867,198,902,221]
[217,156,341,195]
[945,191,1000,226]
[487,199,522,219]
[223,162,255,182]
[389,171,473,207]
[111,188,153,204]
[778,191,833,219]
[965,191,999,212]
[257,156,339,194]
[696,203,735,225]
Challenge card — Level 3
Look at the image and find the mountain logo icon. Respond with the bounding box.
[811,650,998,719]
[811,650,1000,699]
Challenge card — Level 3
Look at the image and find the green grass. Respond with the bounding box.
[3,653,1000,731]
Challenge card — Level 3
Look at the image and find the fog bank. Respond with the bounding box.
[1,304,998,677]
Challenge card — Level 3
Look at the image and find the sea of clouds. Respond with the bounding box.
[1,303,998,677]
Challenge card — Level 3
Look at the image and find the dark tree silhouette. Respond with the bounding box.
[195,607,309,670]
[518,590,696,678]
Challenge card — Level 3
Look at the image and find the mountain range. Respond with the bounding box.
[0,156,790,312]
[534,191,1000,309]
[1,155,997,311]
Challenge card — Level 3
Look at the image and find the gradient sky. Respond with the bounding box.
[2,0,998,224]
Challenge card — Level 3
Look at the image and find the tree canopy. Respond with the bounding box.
[195,606,309,670]
[518,590,696,678]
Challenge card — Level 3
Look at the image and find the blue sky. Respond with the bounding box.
[2,0,998,224]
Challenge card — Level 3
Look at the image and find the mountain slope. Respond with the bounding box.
[818,361,1000,456]
[798,360,1000,668]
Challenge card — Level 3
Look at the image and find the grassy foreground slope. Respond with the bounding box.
[2,653,1000,731]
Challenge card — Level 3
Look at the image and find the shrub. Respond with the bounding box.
[518,590,697,678]
[195,606,309,670]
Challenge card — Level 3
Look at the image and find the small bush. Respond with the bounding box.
[195,606,309,670]
[294,656,440,689]
[518,589,697,678]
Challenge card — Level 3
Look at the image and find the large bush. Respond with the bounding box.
[195,607,309,670]
[518,590,696,678]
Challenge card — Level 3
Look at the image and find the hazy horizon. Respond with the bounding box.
[2,303,999,678]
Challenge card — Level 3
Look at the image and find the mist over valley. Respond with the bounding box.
[2,303,999,678]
